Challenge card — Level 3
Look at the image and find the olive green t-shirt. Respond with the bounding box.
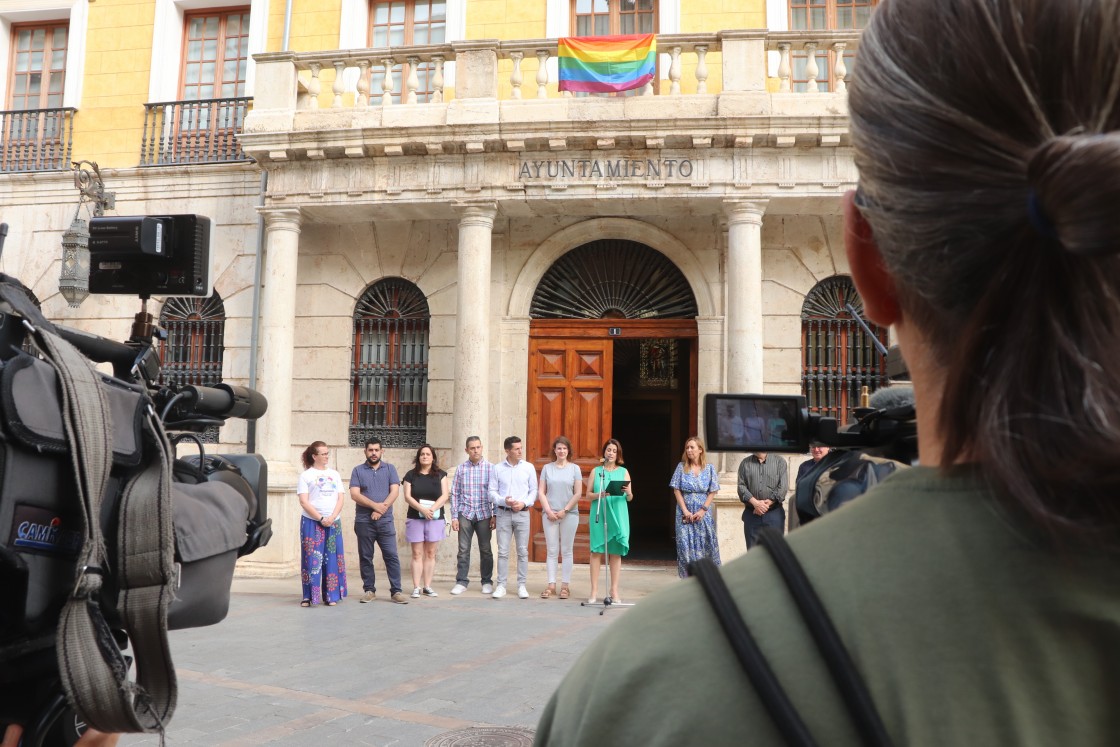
[536,467,1120,746]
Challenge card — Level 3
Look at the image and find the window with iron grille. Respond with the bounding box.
[788,0,878,91]
[801,276,887,424]
[350,278,429,448]
[368,1,446,104]
[159,294,226,443]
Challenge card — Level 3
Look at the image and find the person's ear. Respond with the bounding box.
[844,190,901,327]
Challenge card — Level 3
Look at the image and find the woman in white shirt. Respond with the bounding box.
[297,441,348,606]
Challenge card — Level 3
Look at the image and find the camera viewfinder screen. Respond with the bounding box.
[704,394,807,452]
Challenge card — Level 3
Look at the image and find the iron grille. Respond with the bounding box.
[800,276,887,424]
[159,295,226,443]
[350,278,430,448]
[530,240,698,319]
[0,108,75,172]
[140,97,252,166]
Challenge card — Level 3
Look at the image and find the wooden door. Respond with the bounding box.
[527,338,613,563]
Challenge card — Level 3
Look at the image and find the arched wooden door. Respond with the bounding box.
[527,337,613,564]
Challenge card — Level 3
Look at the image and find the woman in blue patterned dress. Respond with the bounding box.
[669,436,720,578]
[297,441,348,606]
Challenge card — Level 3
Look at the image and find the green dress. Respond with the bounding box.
[588,465,630,556]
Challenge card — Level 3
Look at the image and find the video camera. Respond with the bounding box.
[0,217,272,745]
[704,338,916,526]
[703,389,917,463]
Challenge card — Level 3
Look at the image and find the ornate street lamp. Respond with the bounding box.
[58,160,115,308]
[59,216,90,308]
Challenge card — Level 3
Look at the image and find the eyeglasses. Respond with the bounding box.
[315,451,330,456]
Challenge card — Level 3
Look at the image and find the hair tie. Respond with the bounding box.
[1027,190,1059,242]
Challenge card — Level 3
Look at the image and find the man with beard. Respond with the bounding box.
[350,438,408,604]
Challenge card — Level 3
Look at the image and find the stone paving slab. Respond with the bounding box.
[119,562,676,745]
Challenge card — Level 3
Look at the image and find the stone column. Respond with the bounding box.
[718,200,768,562]
[725,199,768,394]
[452,202,497,453]
[238,207,301,577]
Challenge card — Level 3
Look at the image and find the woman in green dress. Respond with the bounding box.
[585,438,633,603]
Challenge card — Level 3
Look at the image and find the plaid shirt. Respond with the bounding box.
[450,458,495,521]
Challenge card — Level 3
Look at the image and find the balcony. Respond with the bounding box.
[242,30,861,162]
[141,96,253,166]
[0,107,76,173]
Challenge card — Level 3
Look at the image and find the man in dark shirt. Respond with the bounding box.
[789,443,831,531]
[349,438,408,604]
[737,452,789,548]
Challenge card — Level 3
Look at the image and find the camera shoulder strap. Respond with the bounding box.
[0,281,177,736]
[689,527,893,747]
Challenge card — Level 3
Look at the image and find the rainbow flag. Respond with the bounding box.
[557,34,657,94]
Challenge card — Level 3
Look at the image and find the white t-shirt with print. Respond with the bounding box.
[297,467,343,520]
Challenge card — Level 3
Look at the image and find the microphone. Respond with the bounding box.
[181,383,268,420]
[867,385,915,412]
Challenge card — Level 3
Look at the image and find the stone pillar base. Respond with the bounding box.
[713,482,746,564]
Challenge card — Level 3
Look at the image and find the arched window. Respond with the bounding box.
[530,239,697,319]
[159,293,226,442]
[350,278,430,447]
[801,276,887,424]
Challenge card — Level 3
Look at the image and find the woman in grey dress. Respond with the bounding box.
[538,436,583,599]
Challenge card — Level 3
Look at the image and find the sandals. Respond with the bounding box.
[559,584,570,600]
[541,584,556,599]
[300,599,311,608]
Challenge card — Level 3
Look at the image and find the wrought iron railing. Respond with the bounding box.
[141,97,252,166]
[0,107,76,173]
[350,317,429,448]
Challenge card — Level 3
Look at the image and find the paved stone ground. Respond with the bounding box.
[120,562,677,746]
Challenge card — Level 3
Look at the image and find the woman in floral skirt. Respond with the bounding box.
[297,441,348,606]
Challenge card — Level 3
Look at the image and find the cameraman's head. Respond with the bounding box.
[846,0,1120,541]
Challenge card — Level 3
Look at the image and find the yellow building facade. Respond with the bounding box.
[0,0,882,578]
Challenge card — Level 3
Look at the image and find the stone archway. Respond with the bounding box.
[508,217,716,318]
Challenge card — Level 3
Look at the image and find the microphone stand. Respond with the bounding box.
[582,464,634,616]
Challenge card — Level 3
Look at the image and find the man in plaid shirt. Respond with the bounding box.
[448,436,496,595]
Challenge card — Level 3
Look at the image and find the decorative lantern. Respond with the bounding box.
[58,161,114,308]
[59,215,90,308]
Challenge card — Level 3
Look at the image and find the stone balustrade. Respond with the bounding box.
[767,30,862,94]
[250,29,861,114]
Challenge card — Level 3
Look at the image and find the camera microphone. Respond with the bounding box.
[867,385,915,411]
[181,383,267,420]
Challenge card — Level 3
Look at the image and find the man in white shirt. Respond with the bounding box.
[489,435,538,599]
